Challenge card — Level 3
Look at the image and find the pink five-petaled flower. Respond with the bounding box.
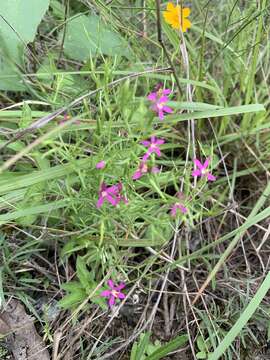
[147,88,173,120]
[141,136,165,161]
[96,160,106,169]
[100,279,126,308]
[96,182,127,208]
[170,192,188,217]
[192,158,216,182]
[171,203,187,217]
[132,161,160,180]
[114,183,128,205]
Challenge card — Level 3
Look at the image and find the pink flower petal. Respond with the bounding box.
[147,92,157,101]
[100,290,111,297]
[151,104,158,112]
[162,89,171,95]
[158,109,164,120]
[107,279,115,289]
[96,160,106,169]
[194,159,204,170]
[179,205,188,214]
[151,166,160,174]
[100,182,107,192]
[96,197,104,208]
[132,171,142,180]
[118,293,125,299]
[121,196,129,204]
[207,173,216,182]
[156,139,165,145]
[141,140,150,146]
[106,194,117,206]
[115,282,126,291]
[163,105,173,113]
[203,158,210,169]
[159,96,169,103]
[154,148,161,157]
[108,296,115,308]
[142,152,150,161]
[107,184,119,194]
[170,205,177,217]
[192,169,201,177]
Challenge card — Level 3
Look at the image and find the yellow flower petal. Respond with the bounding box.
[163,11,174,24]
[166,2,175,12]
[182,18,192,32]
[182,7,190,18]
[163,3,191,32]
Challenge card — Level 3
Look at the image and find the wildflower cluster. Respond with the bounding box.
[97,82,217,308]
[97,4,215,309]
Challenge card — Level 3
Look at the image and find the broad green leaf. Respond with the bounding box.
[0,0,50,60]
[0,0,50,90]
[135,332,151,360]
[0,60,25,91]
[63,14,131,61]
[197,336,206,352]
[76,256,91,291]
[196,351,207,359]
[145,335,188,360]
[61,281,84,293]
[58,289,86,309]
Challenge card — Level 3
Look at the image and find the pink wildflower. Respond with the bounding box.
[170,192,188,217]
[147,88,173,120]
[192,158,216,182]
[132,161,160,180]
[96,182,127,208]
[171,203,187,217]
[141,136,165,161]
[96,160,106,169]
[115,183,129,205]
[100,279,126,308]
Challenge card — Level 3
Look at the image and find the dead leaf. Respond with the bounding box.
[0,299,50,360]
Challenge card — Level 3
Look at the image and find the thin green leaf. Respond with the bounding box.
[208,271,270,360]
[144,335,188,360]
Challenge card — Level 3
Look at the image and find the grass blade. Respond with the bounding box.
[145,334,188,360]
[208,271,270,360]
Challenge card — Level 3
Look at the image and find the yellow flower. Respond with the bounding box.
[163,2,191,32]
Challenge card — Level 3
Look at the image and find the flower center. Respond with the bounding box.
[101,191,108,197]
[201,168,207,175]
[157,102,164,110]
[111,290,119,298]
[141,164,148,173]
[150,143,157,149]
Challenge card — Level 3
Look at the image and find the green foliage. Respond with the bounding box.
[0,0,50,90]
[58,256,107,311]
[196,335,209,359]
[63,14,131,61]
[0,0,270,358]
[130,333,188,360]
